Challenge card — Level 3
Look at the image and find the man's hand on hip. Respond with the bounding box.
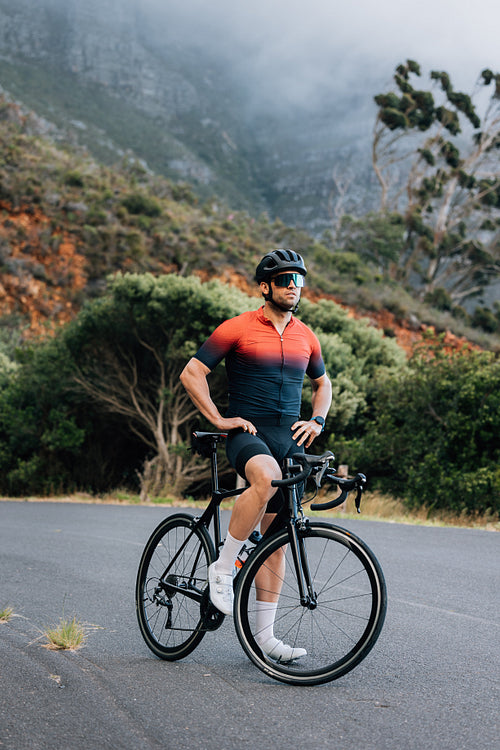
[218,417,257,435]
[291,419,322,448]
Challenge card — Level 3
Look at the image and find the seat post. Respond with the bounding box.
[210,438,220,493]
[210,438,224,552]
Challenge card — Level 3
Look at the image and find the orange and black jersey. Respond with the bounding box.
[194,307,325,421]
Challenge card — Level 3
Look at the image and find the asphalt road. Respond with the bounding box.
[0,501,498,750]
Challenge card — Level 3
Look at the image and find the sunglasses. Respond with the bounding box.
[271,272,305,288]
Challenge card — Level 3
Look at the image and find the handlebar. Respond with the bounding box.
[311,472,366,513]
[270,466,311,488]
[271,451,366,514]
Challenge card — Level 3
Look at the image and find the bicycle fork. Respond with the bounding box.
[287,520,317,609]
[280,458,317,609]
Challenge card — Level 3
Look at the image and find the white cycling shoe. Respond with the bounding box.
[208,562,233,616]
[260,636,307,663]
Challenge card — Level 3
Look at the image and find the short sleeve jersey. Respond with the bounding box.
[194,307,325,421]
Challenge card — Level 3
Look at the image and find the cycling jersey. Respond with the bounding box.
[194,307,325,421]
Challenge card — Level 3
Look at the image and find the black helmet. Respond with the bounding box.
[255,249,307,283]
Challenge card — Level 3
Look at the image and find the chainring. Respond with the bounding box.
[200,587,225,631]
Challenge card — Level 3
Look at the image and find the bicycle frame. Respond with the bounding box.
[261,457,318,607]
[190,436,317,607]
[156,433,313,607]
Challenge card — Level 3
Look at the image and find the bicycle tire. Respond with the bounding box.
[234,521,386,685]
[136,512,216,660]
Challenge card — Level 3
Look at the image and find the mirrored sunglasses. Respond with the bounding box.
[272,272,305,288]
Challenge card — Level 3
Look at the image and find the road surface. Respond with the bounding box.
[0,501,498,749]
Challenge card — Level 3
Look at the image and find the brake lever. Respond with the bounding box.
[313,460,331,490]
[354,487,362,514]
[354,473,367,514]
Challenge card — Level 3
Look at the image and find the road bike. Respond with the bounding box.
[135,431,387,686]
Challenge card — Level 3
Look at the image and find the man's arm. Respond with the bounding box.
[292,372,332,448]
[179,357,257,434]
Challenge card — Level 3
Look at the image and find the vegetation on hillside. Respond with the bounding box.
[0,81,499,519]
[0,274,404,497]
[1,90,499,352]
[341,339,500,516]
[0,272,498,517]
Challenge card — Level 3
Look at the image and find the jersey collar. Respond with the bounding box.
[257,306,296,328]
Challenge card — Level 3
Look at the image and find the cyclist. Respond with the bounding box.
[180,249,332,661]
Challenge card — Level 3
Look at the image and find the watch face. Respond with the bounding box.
[313,416,325,426]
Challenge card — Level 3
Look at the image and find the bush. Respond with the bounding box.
[471,306,500,334]
[0,336,145,495]
[344,344,500,516]
[64,170,85,188]
[424,287,453,311]
[122,192,162,217]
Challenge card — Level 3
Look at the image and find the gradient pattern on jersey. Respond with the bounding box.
[194,308,325,420]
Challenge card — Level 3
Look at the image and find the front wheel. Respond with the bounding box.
[136,512,217,660]
[234,522,386,685]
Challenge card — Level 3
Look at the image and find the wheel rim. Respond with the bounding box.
[234,524,386,684]
[137,515,214,658]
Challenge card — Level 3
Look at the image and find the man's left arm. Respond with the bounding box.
[292,373,332,448]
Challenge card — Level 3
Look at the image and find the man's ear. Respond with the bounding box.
[260,281,270,295]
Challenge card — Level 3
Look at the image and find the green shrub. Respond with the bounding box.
[345,345,500,515]
[63,170,85,188]
[122,192,162,217]
[471,306,500,334]
[424,287,453,311]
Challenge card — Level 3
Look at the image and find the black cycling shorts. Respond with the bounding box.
[226,418,304,513]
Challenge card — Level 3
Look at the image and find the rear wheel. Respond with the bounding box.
[136,513,217,660]
[234,522,386,685]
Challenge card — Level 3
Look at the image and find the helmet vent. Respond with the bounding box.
[255,249,307,282]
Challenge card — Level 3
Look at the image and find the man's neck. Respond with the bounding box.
[262,301,292,334]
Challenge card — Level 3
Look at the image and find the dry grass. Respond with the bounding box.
[315,490,500,530]
[42,616,86,651]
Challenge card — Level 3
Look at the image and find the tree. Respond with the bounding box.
[373,61,500,304]
[334,211,406,274]
[64,273,254,498]
[0,338,85,495]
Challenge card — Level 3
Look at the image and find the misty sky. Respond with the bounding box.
[143,0,499,109]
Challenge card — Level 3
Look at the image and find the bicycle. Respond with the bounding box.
[135,431,387,686]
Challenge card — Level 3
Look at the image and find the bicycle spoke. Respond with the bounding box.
[136,514,215,660]
[234,523,386,685]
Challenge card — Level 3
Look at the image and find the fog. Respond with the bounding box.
[1,0,498,227]
[141,0,500,109]
[4,0,499,117]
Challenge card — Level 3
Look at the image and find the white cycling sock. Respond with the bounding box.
[215,531,245,575]
[255,599,278,645]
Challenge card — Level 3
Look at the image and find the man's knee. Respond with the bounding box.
[245,455,281,502]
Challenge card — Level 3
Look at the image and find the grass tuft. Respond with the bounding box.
[0,606,14,623]
[42,616,86,651]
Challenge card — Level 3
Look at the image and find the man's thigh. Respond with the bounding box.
[226,430,273,479]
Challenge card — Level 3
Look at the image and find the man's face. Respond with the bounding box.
[268,271,304,310]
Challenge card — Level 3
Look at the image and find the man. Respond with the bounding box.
[180,249,332,661]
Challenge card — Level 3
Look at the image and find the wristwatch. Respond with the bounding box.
[312,415,325,431]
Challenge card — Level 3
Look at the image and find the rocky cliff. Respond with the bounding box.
[0,0,379,234]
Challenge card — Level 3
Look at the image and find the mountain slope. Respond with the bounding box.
[0,93,491,357]
[0,0,378,236]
